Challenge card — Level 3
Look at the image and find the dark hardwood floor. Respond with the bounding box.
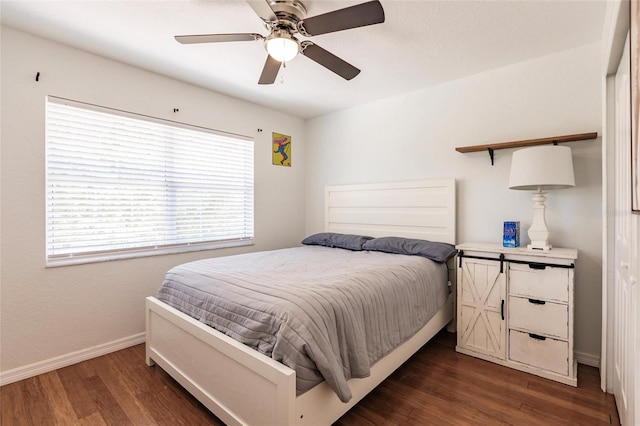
[1,331,619,425]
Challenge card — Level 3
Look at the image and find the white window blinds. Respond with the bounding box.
[46,96,254,266]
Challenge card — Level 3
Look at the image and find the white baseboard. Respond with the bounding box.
[576,350,600,368]
[0,332,146,386]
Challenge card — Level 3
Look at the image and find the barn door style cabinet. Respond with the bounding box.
[455,243,578,386]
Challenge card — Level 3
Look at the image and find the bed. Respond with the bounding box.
[145,179,456,425]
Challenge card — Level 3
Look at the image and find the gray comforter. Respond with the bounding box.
[157,246,449,403]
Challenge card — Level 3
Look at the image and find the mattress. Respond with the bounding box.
[156,245,449,403]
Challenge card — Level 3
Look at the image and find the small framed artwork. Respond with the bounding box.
[632,0,640,213]
[272,132,291,167]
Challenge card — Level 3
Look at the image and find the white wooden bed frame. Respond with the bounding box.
[146,179,456,425]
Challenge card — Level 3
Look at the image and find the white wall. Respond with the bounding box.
[0,27,306,375]
[305,43,603,360]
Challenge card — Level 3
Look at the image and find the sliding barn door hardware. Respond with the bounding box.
[457,251,574,270]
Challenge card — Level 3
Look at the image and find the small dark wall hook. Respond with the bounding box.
[173,108,179,113]
[35,72,40,82]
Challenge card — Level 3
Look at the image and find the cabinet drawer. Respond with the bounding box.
[509,263,569,303]
[509,296,568,339]
[509,330,568,375]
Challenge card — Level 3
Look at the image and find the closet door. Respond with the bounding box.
[613,32,637,426]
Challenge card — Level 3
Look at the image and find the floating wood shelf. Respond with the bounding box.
[455,132,598,165]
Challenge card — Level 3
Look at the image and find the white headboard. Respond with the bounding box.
[325,179,456,244]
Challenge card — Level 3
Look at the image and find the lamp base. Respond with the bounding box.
[527,243,552,251]
[527,188,552,251]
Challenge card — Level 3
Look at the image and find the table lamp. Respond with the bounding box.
[508,145,575,250]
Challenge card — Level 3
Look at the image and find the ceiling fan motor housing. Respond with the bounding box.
[268,0,307,30]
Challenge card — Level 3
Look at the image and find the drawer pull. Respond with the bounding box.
[528,263,547,270]
[528,298,546,305]
[528,333,547,341]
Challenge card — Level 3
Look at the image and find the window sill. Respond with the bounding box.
[46,239,254,268]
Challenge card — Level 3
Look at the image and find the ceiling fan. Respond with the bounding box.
[175,0,385,85]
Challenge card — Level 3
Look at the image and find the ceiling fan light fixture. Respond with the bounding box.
[265,31,300,62]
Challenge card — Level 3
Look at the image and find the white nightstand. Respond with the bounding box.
[455,242,578,386]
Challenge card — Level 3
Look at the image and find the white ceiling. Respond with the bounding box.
[1,0,607,119]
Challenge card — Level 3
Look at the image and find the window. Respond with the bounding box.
[46,96,254,266]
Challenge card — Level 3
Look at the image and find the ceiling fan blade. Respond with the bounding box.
[258,55,282,85]
[300,42,360,80]
[246,0,277,22]
[175,33,262,44]
[297,0,385,36]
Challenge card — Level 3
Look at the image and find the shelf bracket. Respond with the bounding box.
[487,147,495,166]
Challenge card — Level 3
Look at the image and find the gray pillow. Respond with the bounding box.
[301,232,373,251]
[362,237,457,263]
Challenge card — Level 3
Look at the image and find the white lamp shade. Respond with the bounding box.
[508,145,575,190]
